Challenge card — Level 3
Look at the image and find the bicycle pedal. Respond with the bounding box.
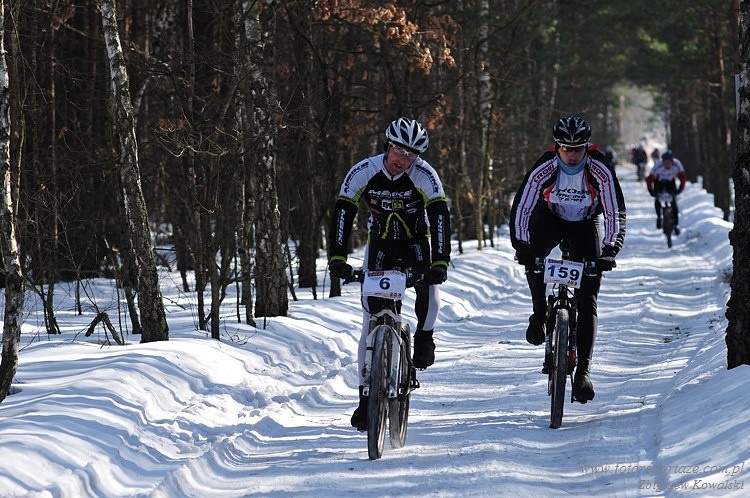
[410,369,420,390]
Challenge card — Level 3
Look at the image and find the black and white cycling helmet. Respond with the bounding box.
[552,116,591,146]
[385,117,429,154]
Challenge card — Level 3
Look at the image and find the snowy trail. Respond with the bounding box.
[161,166,733,497]
[1,163,744,498]
[203,166,733,497]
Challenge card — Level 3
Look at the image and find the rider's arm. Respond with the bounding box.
[645,174,654,192]
[590,160,626,255]
[329,198,358,262]
[510,151,557,246]
[426,199,451,267]
[329,158,374,262]
[415,160,451,267]
[676,170,687,192]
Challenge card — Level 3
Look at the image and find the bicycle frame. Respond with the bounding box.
[535,255,600,428]
[545,281,578,375]
[351,268,422,459]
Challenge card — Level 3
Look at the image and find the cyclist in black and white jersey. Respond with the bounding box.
[509,116,626,403]
[328,117,451,430]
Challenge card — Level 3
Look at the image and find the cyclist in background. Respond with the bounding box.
[328,117,451,430]
[604,145,618,169]
[632,144,648,182]
[509,116,626,403]
[646,150,687,235]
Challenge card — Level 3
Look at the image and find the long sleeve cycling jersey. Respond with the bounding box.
[509,148,627,255]
[329,154,451,268]
[646,159,687,193]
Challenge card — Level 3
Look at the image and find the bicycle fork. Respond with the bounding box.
[388,328,401,398]
[362,310,403,398]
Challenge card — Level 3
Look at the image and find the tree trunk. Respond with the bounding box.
[474,0,491,249]
[0,0,24,402]
[250,5,288,318]
[100,0,168,342]
[726,0,750,368]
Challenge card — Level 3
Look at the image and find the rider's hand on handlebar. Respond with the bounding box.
[514,243,534,266]
[428,264,448,285]
[596,257,616,271]
[329,261,353,280]
[597,246,617,271]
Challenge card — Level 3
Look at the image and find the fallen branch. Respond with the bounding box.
[84,312,125,345]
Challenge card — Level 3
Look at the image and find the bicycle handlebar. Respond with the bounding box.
[530,257,615,275]
[343,268,427,287]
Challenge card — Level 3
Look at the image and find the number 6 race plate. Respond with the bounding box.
[543,258,585,289]
[362,270,407,299]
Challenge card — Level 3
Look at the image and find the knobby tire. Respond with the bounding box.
[550,308,569,429]
[388,328,411,449]
[367,325,390,460]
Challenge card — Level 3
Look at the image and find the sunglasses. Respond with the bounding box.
[559,144,587,152]
[390,143,418,160]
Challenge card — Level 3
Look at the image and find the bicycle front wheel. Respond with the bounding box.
[389,328,411,449]
[367,325,390,460]
[662,205,674,248]
[550,308,569,429]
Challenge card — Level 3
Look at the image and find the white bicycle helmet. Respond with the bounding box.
[385,117,429,154]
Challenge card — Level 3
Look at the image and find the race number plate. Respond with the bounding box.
[543,258,585,289]
[362,270,407,299]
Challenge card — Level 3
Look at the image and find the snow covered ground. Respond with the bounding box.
[0,164,746,497]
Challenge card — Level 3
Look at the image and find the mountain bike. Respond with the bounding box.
[657,191,676,248]
[533,252,609,429]
[346,268,424,459]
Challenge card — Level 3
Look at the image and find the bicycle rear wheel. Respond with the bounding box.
[367,325,390,460]
[389,328,411,448]
[550,308,569,429]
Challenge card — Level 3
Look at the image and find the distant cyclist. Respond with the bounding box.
[646,150,687,235]
[632,145,648,182]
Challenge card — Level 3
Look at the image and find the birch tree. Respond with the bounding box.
[474,0,493,249]
[249,3,288,318]
[100,0,169,342]
[0,0,24,402]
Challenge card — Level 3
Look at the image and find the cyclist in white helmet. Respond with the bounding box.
[646,150,687,235]
[328,117,451,431]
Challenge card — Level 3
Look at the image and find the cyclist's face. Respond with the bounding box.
[384,143,417,175]
[663,159,673,168]
[558,145,586,165]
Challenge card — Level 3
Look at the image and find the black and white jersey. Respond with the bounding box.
[330,154,451,266]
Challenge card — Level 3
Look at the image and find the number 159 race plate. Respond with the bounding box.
[543,258,585,289]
